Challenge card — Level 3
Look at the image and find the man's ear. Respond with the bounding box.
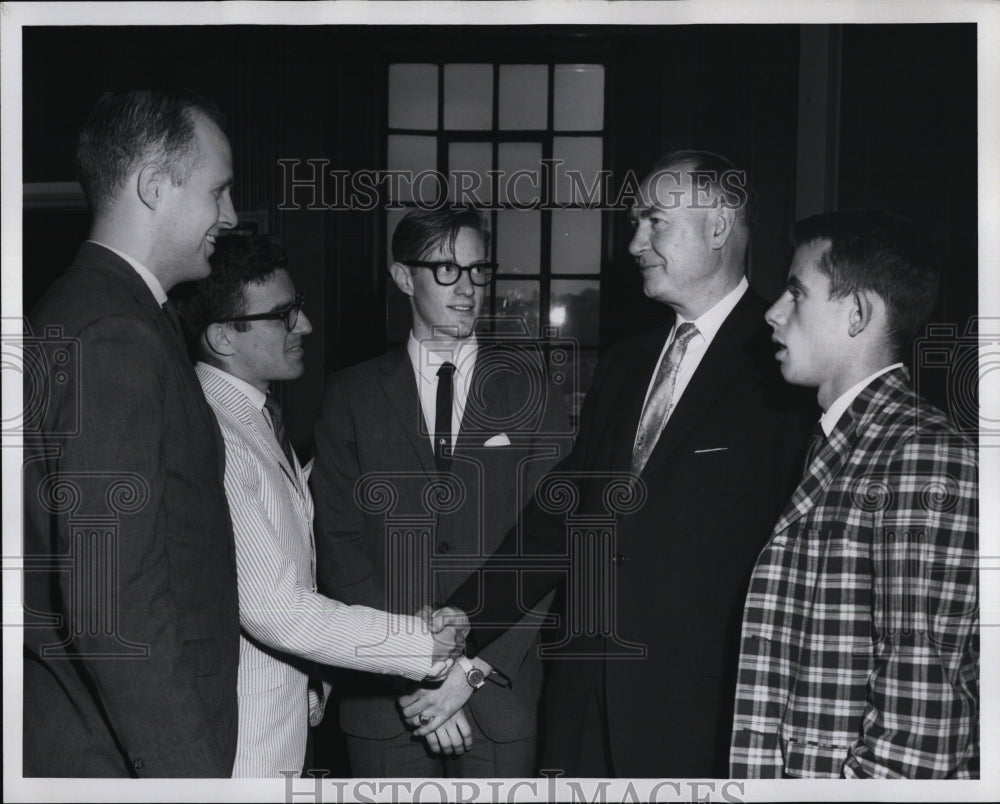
[204,322,236,358]
[848,290,875,338]
[389,262,415,298]
[707,204,736,250]
[137,163,167,211]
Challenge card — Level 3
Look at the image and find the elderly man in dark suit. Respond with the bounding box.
[22,89,241,777]
[731,210,979,778]
[436,151,813,778]
[311,206,569,777]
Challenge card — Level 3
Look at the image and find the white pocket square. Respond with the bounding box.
[484,433,511,447]
[693,446,728,454]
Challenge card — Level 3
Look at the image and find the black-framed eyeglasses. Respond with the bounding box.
[218,292,304,332]
[403,260,496,287]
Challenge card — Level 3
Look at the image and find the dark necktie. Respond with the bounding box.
[803,420,827,471]
[435,362,456,471]
[631,322,699,476]
[264,394,297,470]
[161,299,186,346]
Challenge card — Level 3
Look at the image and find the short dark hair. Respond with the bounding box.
[76,88,227,216]
[173,235,288,337]
[649,149,759,233]
[791,209,939,360]
[391,206,491,265]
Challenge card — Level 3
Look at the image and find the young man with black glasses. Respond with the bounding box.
[174,235,467,777]
[310,207,570,777]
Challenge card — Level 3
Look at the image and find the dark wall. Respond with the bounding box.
[837,23,977,414]
[22,24,977,443]
[603,25,800,345]
[838,24,977,329]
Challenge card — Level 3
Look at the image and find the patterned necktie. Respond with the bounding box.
[631,322,699,476]
[264,394,297,470]
[435,362,456,472]
[803,420,827,471]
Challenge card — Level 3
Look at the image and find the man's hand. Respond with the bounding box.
[423,709,474,756]
[417,605,469,670]
[307,678,333,728]
[399,660,474,735]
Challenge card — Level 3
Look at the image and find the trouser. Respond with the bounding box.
[344,707,537,778]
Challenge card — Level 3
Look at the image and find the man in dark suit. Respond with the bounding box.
[311,206,569,777]
[434,151,813,778]
[730,210,979,778]
[22,89,241,777]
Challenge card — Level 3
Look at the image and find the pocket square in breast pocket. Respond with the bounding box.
[693,446,729,454]
[484,433,511,447]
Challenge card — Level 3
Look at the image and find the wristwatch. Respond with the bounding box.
[457,656,486,690]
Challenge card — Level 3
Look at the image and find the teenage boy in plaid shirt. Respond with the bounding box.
[730,209,979,778]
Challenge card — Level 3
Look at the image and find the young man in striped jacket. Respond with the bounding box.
[175,235,465,777]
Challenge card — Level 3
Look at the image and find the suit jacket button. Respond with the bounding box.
[438,542,450,554]
[612,553,625,564]
[132,758,145,771]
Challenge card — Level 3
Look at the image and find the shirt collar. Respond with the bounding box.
[89,240,168,306]
[406,332,478,382]
[676,275,749,343]
[196,360,269,412]
[820,362,905,436]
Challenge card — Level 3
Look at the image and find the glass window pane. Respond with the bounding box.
[499,65,548,130]
[553,137,603,206]
[550,279,600,346]
[495,278,540,336]
[551,209,601,275]
[498,142,542,206]
[444,64,493,130]
[496,209,540,275]
[387,135,438,205]
[553,64,604,131]
[389,64,438,130]
[448,142,493,205]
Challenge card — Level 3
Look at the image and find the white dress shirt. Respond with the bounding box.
[407,332,478,451]
[639,276,749,426]
[819,362,905,436]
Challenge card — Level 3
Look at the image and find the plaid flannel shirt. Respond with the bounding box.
[730,368,979,778]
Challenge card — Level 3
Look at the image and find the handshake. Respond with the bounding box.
[419,606,470,682]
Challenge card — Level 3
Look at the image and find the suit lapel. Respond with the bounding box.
[76,244,220,448]
[244,399,307,498]
[639,292,764,478]
[199,367,309,508]
[771,369,908,534]
[77,243,188,357]
[380,349,437,476]
[455,343,507,452]
[771,413,857,534]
